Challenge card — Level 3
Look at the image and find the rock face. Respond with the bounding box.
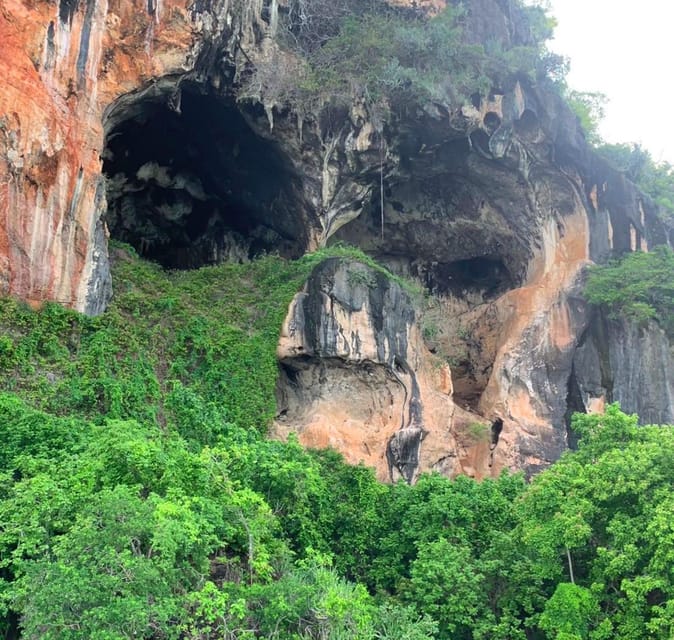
[1,0,672,477]
[275,258,500,482]
[0,0,230,311]
[0,0,321,309]
[572,314,674,427]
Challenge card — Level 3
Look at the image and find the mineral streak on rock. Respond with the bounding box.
[275,258,499,483]
[0,0,203,311]
[0,0,672,478]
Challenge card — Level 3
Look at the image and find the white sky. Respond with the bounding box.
[535,0,674,164]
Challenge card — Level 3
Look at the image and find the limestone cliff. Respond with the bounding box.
[1,0,672,478]
[275,257,497,482]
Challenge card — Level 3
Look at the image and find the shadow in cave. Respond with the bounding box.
[420,257,514,298]
[102,82,308,269]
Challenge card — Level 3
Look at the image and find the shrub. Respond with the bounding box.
[584,245,674,337]
[245,0,558,123]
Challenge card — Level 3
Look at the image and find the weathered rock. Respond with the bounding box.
[1,0,672,479]
[0,0,311,310]
[0,0,213,310]
[275,258,501,482]
[572,314,674,426]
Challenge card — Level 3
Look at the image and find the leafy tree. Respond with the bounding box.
[518,405,674,639]
[3,241,674,640]
[309,450,388,582]
[566,91,607,145]
[406,538,483,638]
[16,486,183,640]
[373,603,438,640]
[584,245,674,336]
[598,143,674,223]
[539,583,600,640]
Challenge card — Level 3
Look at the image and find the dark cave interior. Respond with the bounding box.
[418,256,514,298]
[102,84,307,269]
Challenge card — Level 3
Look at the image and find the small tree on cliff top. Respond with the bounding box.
[585,245,674,337]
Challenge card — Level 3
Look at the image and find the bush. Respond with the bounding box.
[584,245,674,337]
[598,142,674,223]
[245,0,558,123]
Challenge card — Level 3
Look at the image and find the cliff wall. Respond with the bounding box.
[0,0,672,477]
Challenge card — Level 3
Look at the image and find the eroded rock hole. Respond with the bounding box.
[564,369,585,450]
[483,112,502,135]
[490,418,503,447]
[515,108,540,142]
[421,257,513,298]
[103,84,307,269]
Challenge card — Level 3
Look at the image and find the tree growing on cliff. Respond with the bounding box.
[598,142,674,223]
[566,90,607,145]
[584,245,674,337]
[242,0,556,125]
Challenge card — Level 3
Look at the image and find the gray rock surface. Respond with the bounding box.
[574,314,674,426]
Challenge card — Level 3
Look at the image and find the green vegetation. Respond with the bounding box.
[346,266,378,290]
[1,1,671,637]
[466,421,490,443]
[301,7,489,113]
[598,143,674,223]
[565,90,607,145]
[585,245,674,337]
[0,248,302,436]
[518,405,674,639]
[246,0,559,121]
[1,247,673,638]
[0,242,416,436]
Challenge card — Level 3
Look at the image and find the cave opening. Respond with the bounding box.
[483,111,502,135]
[102,82,308,270]
[514,108,541,142]
[420,256,514,298]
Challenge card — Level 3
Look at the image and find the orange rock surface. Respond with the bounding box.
[0,0,197,309]
[3,0,666,481]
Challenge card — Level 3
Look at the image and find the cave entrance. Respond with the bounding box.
[419,256,513,298]
[102,82,308,269]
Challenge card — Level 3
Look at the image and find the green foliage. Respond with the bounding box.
[321,243,424,299]
[370,471,530,639]
[539,583,600,640]
[0,393,88,469]
[1,244,674,639]
[248,558,377,639]
[0,248,413,464]
[374,603,439,639]
[518,404,674,639]
[566,91,607,145]
[250,0,560,120]
[584,245,674,337]
[521,2,558,43]
[305,7,489,112]
[598,142,674,223]
[0,244,416,439]
[406,538,483,636]
[346,266,378,290]
[466,421,490,443]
